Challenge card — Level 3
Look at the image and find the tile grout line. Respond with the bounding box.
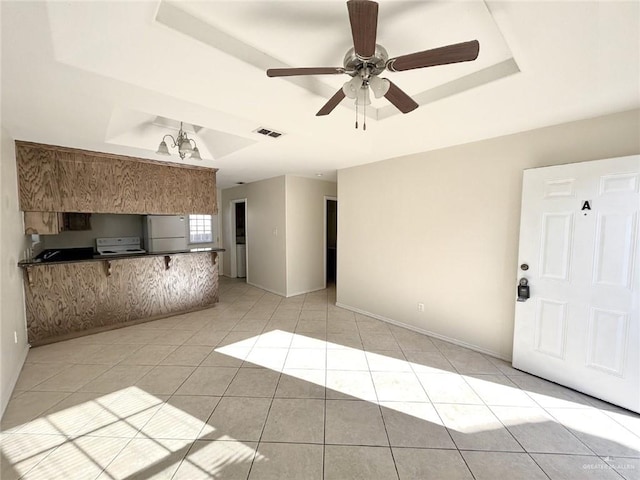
[363,339,400,480]
[323,290,328,480]
[163,286,269,479]
[397,329,479,480]
[350,312,402,479]
[395,332,465,448]
[456,371,558,480]
[501,373,610,460]
[244,291,294,480]
[162,281,257,478]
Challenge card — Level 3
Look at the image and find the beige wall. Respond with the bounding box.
[337,109,640,360]
[248,176,287,295]
[221,176,337,297]
[285,176,337,296]
[0,130,29,416]
[221,177,287,295]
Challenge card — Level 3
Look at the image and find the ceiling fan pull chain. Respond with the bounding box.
[355,103,359,129]
[363,101,367,131]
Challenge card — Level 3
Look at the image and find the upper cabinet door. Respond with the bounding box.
[143,163,180,215]
[57,152,146,213]
[16,145,62,212]
[111,157,145,213]
[57,152,97,212]
[189,168,217,214]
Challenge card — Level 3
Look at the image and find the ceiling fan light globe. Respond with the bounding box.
[342,83,356,99]
[369,76,390,99]
[343,76,364,99]
[156,141,170,155]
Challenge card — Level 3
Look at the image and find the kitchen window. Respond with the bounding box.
[188,214,213,243]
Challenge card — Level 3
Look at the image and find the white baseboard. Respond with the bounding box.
[244,282,327,299]
[335,302,511,362]
[286,286,326,298]
[1,344,29,419]
[246,281,286,298]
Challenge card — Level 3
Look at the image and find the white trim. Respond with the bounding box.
[246,282,324,298]
[287,286,327,298]
[246,280,286,298]
[335,302,512,362]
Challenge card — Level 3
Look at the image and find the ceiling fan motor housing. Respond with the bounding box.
[343,44,388,78]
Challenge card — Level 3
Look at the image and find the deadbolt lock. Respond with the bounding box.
[517,278,530,302]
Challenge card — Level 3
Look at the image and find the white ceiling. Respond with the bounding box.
[1,1,639,188]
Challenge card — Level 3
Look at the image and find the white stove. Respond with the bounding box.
[96,237,146,256]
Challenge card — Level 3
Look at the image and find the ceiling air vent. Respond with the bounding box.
[254,127,284,138]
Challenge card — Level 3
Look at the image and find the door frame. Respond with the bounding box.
[324,196,337,288]
[229,198,247,279]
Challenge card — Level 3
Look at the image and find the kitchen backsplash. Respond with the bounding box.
[42,214,144,249]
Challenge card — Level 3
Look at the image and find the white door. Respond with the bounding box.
[513,155,639,413]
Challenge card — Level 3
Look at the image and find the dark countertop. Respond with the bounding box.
[18,247,225,268]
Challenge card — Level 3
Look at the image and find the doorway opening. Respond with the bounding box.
[325,197,337,286]
[230,199,247,279]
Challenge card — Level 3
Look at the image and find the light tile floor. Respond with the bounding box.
[1,278,639,479]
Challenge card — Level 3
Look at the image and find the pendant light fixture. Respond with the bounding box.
[156,121,202,160]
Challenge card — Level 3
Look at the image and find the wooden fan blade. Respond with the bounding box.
[316,89,347,116]
[347,0,378,58]
[384,80,418,114]
[387,40,480,72]
[267,67,344,77]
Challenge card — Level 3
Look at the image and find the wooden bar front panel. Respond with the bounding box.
[23,252,219,344]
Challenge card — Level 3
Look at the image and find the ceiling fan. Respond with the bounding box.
[266,0,480,128]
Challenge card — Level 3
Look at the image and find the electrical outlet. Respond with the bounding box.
[14,331,18,344]
[417,303,424,312]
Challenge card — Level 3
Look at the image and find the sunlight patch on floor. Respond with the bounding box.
[0,386,259,479]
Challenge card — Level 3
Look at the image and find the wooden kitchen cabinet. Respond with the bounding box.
[16,141,217,215]
[16,145,61,212]
[23,211,62,235]
[189,168,217,214]
[62,152,146,213]
[22,251,220,344]
[23,211,92,235]
[144,162,178,214]
[56,151,99,212]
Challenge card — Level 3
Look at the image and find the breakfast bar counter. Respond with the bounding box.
[19,250,223,345]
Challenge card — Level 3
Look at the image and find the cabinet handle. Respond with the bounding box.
[26,267,33,287]
[164,256,172,270]
[104,260,112,277]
